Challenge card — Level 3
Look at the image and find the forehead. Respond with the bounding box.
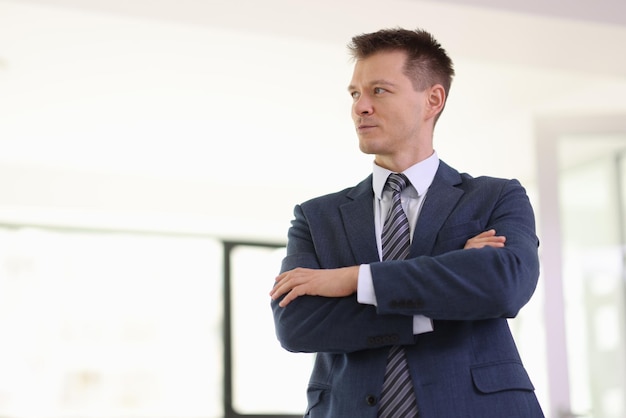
[350,50,409,85]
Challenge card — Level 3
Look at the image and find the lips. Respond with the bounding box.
[358,125,378,135]
[357,120,377,132]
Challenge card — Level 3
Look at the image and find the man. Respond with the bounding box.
[270,28,543,418]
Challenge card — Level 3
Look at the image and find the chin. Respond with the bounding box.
[358,137,374,153]
[358,141,380,156]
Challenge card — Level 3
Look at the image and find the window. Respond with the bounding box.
[535,115,626,418]
[0,226,222,417]
[223,242,313,417]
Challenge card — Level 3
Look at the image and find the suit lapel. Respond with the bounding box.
[340,176,380,265]
[337,163,464,262]
[410,161,464,257]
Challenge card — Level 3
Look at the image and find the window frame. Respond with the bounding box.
[222,240,302,418]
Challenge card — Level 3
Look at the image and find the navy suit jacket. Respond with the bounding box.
[271,161,544,418]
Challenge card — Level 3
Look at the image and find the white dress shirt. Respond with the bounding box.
[357,151,439,334]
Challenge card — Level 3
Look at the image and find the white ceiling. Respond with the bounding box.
[1,0,626,237]
[435,0,626,27]
[7,0,626,76]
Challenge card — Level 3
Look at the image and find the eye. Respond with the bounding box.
[350,91,360,99]
[373,87,387,95]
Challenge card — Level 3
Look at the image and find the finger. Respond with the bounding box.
[465,237,506,249]
[477,238,506,248]
[270,274,294,299]
[278,285,306,308]
[274,271,290,284]
[270,268,299,293]
[278,292,294,307]
[478,236,505,243]
[271,282,294,300]
[483,241,505,248]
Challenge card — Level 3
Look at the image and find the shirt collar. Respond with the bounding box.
[372,151,440,200]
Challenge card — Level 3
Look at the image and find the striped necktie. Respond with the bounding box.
[378,173,419,418]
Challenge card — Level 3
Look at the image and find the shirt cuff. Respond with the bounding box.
[357,264,377,305]
[413,315,434,334]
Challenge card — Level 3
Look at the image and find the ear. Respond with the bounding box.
[425,84,446,120]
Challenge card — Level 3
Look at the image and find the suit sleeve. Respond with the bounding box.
[271,178,540,353]
[271,204,416,354]
[371,178,540,320]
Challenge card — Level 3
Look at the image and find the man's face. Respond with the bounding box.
[348,50,432,168]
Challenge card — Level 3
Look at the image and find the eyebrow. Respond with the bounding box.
[347,79,397,91]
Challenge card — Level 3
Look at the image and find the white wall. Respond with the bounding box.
[1,0,626,242]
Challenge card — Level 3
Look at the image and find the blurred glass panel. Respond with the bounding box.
[558,135,626,418]
[230,244,313,415]
[0,227,222,418]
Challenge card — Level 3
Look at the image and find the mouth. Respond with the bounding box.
[357,122,377,133]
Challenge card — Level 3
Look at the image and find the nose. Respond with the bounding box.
[353,95,373,116]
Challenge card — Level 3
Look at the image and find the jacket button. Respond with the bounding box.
[365,395,377,406]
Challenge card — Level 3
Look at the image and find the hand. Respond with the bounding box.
[270,266,359,308]
[464,229,505,249]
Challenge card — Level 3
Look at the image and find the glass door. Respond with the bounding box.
[558,135,626,418]
[536,115,626,418]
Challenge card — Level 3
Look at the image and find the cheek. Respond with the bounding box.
[394,107,421,129]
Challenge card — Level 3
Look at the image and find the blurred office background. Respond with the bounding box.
[0,0,625,417]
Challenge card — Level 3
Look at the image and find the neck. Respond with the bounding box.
[375,148,434,173]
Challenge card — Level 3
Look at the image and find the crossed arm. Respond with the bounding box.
[270,229,505,308]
